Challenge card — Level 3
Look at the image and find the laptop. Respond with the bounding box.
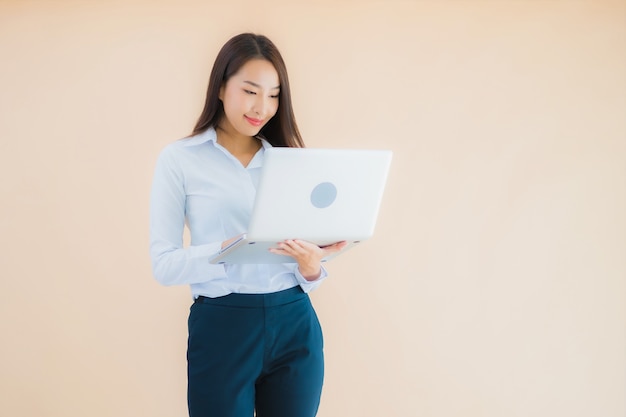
[209,148,392,264]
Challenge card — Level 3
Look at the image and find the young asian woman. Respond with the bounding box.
[149,33,346,417]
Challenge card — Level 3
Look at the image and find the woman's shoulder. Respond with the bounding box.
[159,128,217,157]
[156,140,186,165]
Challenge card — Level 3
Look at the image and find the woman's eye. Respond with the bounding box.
[270,94,279,99]
[244,89,256,95]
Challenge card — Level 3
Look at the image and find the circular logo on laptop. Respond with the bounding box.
[310,182,337,208]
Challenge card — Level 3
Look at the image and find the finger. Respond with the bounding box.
[320,241,347,248]
[285,240,314,256]
[269,242,300,258]
[268,248,292,257]
[322,242,347,254]
[273,240,304,255]
[291,239,313,248]
[272,242,292,253]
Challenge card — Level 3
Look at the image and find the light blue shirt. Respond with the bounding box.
[149,127,327,298]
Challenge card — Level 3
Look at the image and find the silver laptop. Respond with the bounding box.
[209,148,392,264]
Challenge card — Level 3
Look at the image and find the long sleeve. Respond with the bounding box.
[294,264,329,293]
[149,129,333,298]
[149,146,227,286]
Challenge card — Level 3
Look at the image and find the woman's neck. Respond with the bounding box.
[216,119,258,150]
[215,124,262,167]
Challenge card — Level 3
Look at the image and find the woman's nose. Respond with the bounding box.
[253,96,270,116]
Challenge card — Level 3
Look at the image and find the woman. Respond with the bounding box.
[150,33,346,417]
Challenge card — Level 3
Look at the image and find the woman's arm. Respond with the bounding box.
[149,147,228,286]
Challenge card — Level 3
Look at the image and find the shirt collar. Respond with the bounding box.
[258,136,273,149]
[183,127,217,147]
[183,127,274,150]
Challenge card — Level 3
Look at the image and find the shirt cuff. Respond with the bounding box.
[294,264,328,289]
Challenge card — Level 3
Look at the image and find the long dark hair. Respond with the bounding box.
[190,33,304,148]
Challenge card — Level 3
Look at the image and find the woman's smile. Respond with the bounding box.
[244,115,263,127]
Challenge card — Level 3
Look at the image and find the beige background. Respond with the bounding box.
[1,1,624,416]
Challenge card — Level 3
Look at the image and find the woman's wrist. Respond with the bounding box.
[299,265,322,281]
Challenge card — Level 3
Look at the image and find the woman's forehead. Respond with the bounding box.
[230,59,280,88]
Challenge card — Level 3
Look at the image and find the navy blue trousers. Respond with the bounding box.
[187,287,324,417]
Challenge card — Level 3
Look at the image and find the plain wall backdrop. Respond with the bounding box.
[1,1,624,416]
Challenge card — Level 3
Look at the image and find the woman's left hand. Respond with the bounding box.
[269,239,348,281]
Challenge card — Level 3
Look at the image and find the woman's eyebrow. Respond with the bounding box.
[243,80,280,90]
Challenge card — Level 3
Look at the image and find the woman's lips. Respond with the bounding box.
[245,116,263,127]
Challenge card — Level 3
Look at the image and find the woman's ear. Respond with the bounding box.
[218,84,225,101]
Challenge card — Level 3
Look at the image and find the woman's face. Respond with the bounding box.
[219,59,280,138]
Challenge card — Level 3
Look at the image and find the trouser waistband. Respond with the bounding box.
[194,286,306,308]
